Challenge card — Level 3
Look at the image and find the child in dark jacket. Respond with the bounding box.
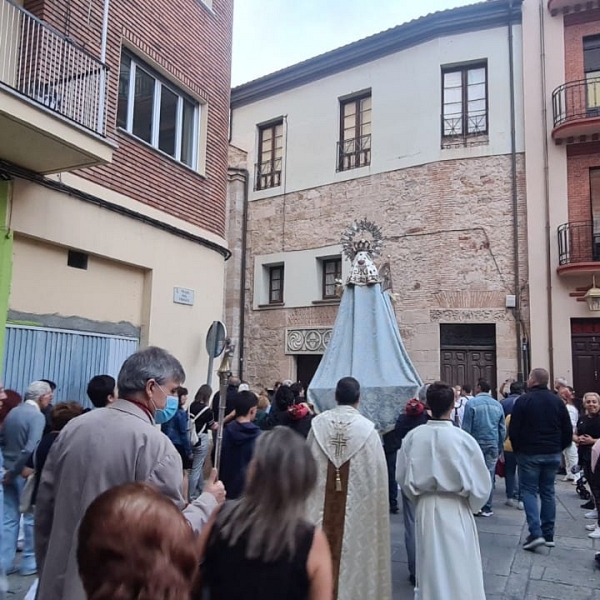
[220,391,262,499]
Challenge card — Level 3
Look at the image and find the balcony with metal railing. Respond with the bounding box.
[548,0,598,16]
[0,0,113,173]
[557,221,600,275]
[337,134,371,172]
[552,79,600,143]
[254,157,282,191]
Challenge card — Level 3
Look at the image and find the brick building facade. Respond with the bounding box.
[0,0,233,400]
[524,0,600,394]
[21,0,233,235]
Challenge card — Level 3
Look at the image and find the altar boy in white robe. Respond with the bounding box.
[306,377,391,600]
[397,381,491,600]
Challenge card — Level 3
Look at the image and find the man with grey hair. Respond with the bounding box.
[34,347,226,600]
[0,380,50,576]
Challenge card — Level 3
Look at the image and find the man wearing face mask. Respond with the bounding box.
[34,347,226,600]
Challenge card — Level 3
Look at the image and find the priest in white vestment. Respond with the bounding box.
[306,377,391,600]
[397,382,491,600]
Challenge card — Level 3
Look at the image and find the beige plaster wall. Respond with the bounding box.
[10,235,144,326]
[9,178,227,394]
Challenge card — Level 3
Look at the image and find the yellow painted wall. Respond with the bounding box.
[10,235,145,326]
[9,178,227,394]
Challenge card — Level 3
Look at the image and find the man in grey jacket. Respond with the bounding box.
[34,347,226,600]
[462,378,506,517]
[0,380,50,575]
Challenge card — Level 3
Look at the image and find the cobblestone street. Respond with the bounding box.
[6,476,600,599]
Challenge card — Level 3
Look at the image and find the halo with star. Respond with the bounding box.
[340,219,384,261]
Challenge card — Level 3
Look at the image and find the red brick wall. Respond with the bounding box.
[565,10,600,82]
[24,0,233,237]
[567,143,600,222]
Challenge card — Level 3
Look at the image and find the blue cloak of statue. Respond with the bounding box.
[307,221,422,434]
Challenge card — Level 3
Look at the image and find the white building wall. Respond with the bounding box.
[231,25,525,199]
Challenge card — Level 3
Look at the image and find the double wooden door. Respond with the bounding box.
[440,346,497,394]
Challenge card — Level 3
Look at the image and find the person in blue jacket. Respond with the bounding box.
[162,387,193,499]
[220,391,262,499]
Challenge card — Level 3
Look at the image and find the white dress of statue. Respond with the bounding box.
[396,420,491,600]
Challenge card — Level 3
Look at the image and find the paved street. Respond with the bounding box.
[392,476,600,599]
[5,476,600,599]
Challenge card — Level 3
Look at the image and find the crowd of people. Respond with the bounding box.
[0,355,597,599]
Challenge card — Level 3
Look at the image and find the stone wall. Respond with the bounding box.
[230,153,529,388]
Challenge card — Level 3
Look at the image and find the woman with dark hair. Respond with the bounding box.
[262,385,314,438]
[22,402,84,507]
[197,427,332,600]
[77,482,199,600]
[189,384,217,501]
[162,387,193,500]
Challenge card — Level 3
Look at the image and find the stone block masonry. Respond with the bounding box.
[241,153,529,388]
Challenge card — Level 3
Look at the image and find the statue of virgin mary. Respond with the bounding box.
[307,220,422,433]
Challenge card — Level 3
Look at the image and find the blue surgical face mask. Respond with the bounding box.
[155,395,179,424]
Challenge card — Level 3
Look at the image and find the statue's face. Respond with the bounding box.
[354,251,371,266]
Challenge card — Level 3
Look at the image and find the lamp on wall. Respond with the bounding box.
[584,276,600,311]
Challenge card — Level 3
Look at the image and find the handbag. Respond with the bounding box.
[19,474,36,513]
[495,456,506,479]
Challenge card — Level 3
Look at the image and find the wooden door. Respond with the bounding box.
[440,346,497,393]
[572,336,600,396]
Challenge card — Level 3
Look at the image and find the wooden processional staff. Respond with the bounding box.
[213,338,234,475]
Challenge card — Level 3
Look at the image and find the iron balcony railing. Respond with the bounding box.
[0,0,107,135]
[337,134,371,172]
[254,157,282,191]
[553,78,600,129]
[441,109,488,138]
[557,221,600,265]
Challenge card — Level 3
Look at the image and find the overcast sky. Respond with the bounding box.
[231,0,481,86]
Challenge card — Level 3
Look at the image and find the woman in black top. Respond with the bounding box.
[262,386,314,438]
[22,402,83,505]
[576,393,600,512]
[196,427,332,600]
[576,393,600,469]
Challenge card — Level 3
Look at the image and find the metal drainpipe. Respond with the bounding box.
[539,0,555,380]
[229,167,249,380]
[97,0,110,134]
[508,0,523,379]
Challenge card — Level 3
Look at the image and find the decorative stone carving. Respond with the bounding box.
[285,327,332,355]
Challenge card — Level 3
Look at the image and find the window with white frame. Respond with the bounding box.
[117,52,199,168]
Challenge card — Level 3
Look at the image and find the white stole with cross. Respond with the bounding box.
[307,404,392,600]
[310,405,374,470]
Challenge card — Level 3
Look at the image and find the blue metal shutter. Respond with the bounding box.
[2,326,138,408]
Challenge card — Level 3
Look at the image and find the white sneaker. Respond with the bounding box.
[589,526,600,539]
[585,510,598,519]
[586,523,597,531]
[517,501,524,510]
[505,499,515,507]
[563,475,574,482]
